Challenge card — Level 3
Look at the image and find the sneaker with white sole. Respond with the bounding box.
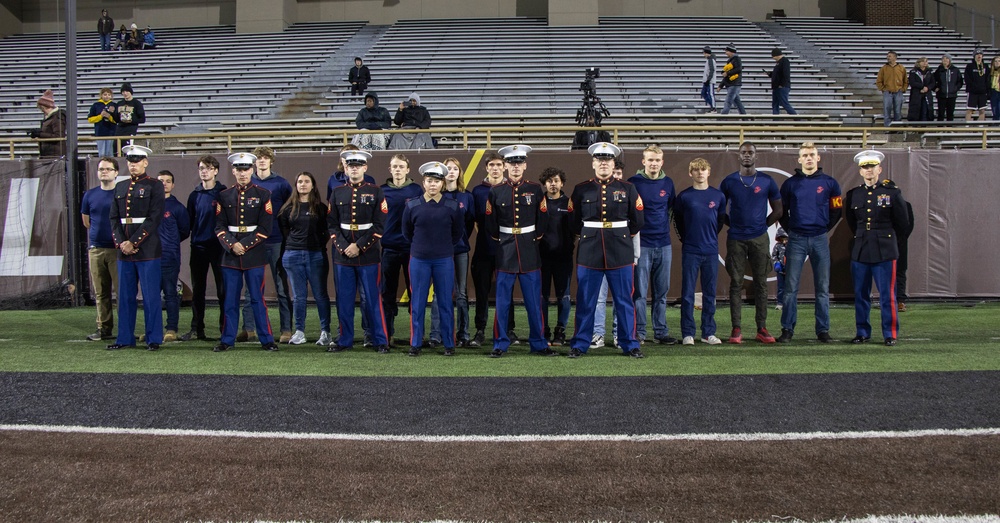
[589,334,605,349]
[681,336,695,345]
[288,330,307,345]
[701,335,722,345]
[315,331,331,346]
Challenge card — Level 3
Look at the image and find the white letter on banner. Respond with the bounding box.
[0,178,64,275]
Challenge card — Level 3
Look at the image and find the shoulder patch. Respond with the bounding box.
[215,201,222,215]
[635,195,644,211]
[380,199,388,213]
[485,200,492,215]
[566,200,574,213]
[539,198,547,213]
[830,196,843,209]
[265,200,273,214]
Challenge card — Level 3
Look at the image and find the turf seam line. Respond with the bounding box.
[1,424,998,442]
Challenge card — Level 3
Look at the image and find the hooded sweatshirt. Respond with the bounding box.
[355,92,392,130]
[394,92,432,129]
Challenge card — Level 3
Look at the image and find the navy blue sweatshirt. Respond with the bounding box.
[471,179,503,258]
[159,195,190,264]
[187,181,226,246]
[539,192,574,256]
[251,172,293,245]
[402,196,463,260]
[674,186,727,255]
[380,178,423,251]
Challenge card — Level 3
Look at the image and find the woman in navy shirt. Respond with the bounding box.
[429,157,476,347]
[402,162,464,356]
[278,172,332,346]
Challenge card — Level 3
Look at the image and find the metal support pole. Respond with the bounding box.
[64,0,83,306]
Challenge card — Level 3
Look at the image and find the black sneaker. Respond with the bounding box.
[458,337,470,348]
[551,327,567,346]
[470,330,484,347]
[850,335,870,344]
[817,331,833,343]
[508,331,520,345]
[326,344,349,353]
[656,336,679,345]
[443,348,455,356]
[261,342,279,352]
[884,337,897,346]
[531,347,560,357]
[146,343,160,352]
[428,339,441,348]
[105,343,133,351]
[489,348,504,358]
[408,347,421,357]
[363,334,374,348]
[776,329,794,343]
[212,343,231,353]
[567,347,583,358]
[627,348,645,359]
[376,345,390,354]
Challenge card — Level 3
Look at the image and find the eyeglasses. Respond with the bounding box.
[198,166,216,172]
[97,168,117,172]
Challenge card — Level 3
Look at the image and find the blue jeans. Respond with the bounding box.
[680,251,718,339]
[882,91,904,126]
[97,139,114,158]
[430,252,469,342]
[700,82,715,109]
[100,33,111,51]
[780,232,831,335]
[772,86,797,115]
[160,260,180,332]
[633,245,672,340]
[242,242,291,333]
[282,249,331,333]
[990,91,1000,121]
[721,86,747,115]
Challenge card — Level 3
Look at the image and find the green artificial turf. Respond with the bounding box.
[0,302,997,377]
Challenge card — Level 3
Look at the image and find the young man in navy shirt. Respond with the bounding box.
[720,142,782,344]
[156,170,190,342]
[81,157,121,341]
[674,158,727,345]
[380,154,423,346]
[182,155,226,342]
[778,142,843,343]
[469,151,515,347]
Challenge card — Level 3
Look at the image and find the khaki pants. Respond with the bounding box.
[89,247,118,333]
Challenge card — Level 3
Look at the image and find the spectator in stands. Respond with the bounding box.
[113,24,127,51]
[571,113,611,150]
[380,154,423,347]
[348,57,371,97]
[126,23,141,50]
[239,146,293,344]
[717,44,746,115]
[81,157,120,341]
[156,169,190,343]
[181,155,226,342]
[876,51,907,127]
[352,92,391,150]
[28,89,66,158]
[389,92,434,150]
[278,172,332,346]
[141,27,156,50]
[88,87,117,158]
[990,55,1000,121]
[429,157,475,348]
[934,53,963,121]
[777,142,842,344]
[767,48,797,115]
[98,9,114,51]
[701,46,717,113]
[964,49,990,121]
[907,57,935,122]
[109,82,145,154]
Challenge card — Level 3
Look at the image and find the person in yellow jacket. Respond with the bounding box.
[876,50,908,126]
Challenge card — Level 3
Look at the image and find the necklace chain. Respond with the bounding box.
[740,171,758,188]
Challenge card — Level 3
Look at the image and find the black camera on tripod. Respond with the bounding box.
[576,67,610,126]
[579,67,601,94]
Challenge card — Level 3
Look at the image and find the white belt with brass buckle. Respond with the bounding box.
[583,220,627,229]
[120,217,146,225]
[228,225,258,233]
[341,223,373,231]
[499,225,536,234]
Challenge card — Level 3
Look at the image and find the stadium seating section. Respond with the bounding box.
[1,16,999,156]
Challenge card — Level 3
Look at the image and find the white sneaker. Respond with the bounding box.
[612,335,619,348]
[775,304,783,310]
[590,334,605,349]
[701,335,722,345]
[288,330,306,345]
[682,336,695,345]
[315,330,331,346]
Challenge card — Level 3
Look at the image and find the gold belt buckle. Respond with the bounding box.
[512,227,521,234]
[603,221,613,228]
[865,223,871,231]
[238,226,247,233]
[350,224,359,231]
[123,217,133,225]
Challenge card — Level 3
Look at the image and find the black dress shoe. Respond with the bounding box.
[531,347,560,357]
[212,343,231,352]
[105,343,134,351]
[408,347,421,357]
[261,342,279,352]
[884,337,897,346]
[850,335,871,344]
[376,345,390,354]
[146,343,160,351]
[627,348,645,359]
[489,348,504,358]
[326,345,350,353]
[817,331,833,343]
[443,348,455,356]
[567,347,583,358]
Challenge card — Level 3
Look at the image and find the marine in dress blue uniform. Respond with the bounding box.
[845,150,910,346]
[212,152,278,352]
[485,144,555,357]
[107,145,165,351]
[568,142,645,358]
[327,149,390,353]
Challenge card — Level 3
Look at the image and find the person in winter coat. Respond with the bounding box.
[964,49,990,121]
[352,92,391,150]
[907,57,935,121]
[933,53,963,121]
[87,87,117,158]
[29,89,66,158]
[98,9,114,51]
[110,82,145,154]
[717,44,746,115]
[348,57,371,97]
[389,92,434,150]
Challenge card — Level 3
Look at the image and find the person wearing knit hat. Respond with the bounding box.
[109,82,145,155]
[717,43,747,115]
[28,89,67,158]
[934,53,963,121]
[389,92,433,150]
[768,48,798,115]
[348,56,371,97]
[701,45,717,113]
